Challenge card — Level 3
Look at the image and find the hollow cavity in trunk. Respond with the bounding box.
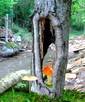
[39,17,55,66]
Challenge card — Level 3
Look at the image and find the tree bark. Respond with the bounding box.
[0,70,30,94]
[32,0,72,97]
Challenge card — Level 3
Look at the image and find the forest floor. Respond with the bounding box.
[0,35,85,92]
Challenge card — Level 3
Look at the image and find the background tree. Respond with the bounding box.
[0,0,16,27]
[13,0,34,29]
[0,0,15,17]
[71,0,85,31]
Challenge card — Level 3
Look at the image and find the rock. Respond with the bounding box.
[12,35,21,42]
[71,68,80,74]
[64,85,74,90]
[65,79,75,85]
[75,78,85,84]
[74,58,82,65]
[12,35,22,46]
[65,73,76,79]
[67,64,73,69]
[82,58,85,65]
[77,87,85,92]
[0,28,12,37]
[68,52,78,59]
[65,79,75,90]
[71,67,85,74]
[65,36,85,92]
[69,36,85,53]
[77,70,85,79]
[0,41,5,45]
[0,46,19,57]
[74,84,84,89]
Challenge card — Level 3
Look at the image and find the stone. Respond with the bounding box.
[65,79,75,90]
[65,79,75,85]
[77,70,85,79]
[75,78,85,84]
[65,73,76,79]
[67,64,73,69]
[12,35,21,42]
[0,28,12,37]
[65,36,85,92]
[74,58,82,65]
[74,84,84,89]
[71,67,85,74]
[0,41,5,45]
[71,68,80,74]
[82,58,85,65]
[77,88,85,92]
[0,46,19,57]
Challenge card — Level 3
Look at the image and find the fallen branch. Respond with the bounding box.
[0,70,30,94]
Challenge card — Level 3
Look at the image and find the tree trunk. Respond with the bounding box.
[84,24,85,35]
[5,14,9,42]
[32,0,72,97]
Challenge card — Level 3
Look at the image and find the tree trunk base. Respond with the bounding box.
[31,81,58,97]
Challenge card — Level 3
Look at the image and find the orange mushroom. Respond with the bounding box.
[42,64,53,85]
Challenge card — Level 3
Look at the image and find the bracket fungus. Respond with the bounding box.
[21,76,38,81]
[21,75,38,91]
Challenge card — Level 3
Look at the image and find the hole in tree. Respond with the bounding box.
[39,17,55,85]
[41,17,55,57]
[39,17,55,63]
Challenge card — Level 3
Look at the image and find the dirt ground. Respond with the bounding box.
[0,51,32,79]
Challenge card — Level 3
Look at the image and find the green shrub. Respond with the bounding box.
[5,42,18,48]
[12,24,32,42]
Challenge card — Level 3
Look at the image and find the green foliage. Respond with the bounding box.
[0,89,85,102]
[69,29,83,39]
[15,82,27,89]
[71,0,85,30]
[0,0,14,17]
[13,0,34,28]
[14,0,34,19]
[12,24,32,42]
[5,42,18,48]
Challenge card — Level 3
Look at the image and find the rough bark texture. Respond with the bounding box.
[32,0,72,97]
[0,70,30,94]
